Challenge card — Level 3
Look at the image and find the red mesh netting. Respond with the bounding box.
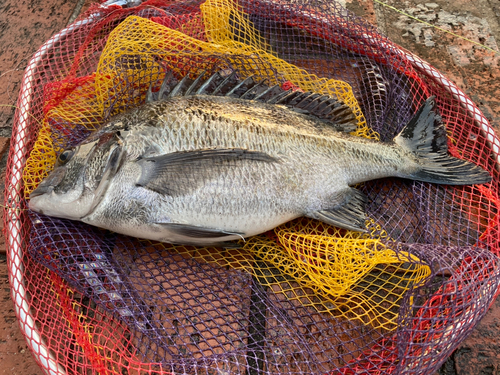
[4,0,500,374]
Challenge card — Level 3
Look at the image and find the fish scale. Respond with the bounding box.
[29,73,491,245]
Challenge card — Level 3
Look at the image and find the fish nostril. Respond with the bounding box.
[47,168,66,185]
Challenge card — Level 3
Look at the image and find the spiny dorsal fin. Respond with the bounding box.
[147,71,358,132]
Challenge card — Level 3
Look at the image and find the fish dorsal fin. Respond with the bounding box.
[147,71,358,132]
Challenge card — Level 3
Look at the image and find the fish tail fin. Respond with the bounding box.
[394,96,491,185]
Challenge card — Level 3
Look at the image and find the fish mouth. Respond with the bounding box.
[29,168,66,200]
[30,184,52,199]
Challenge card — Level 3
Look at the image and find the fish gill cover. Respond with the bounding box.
[7,0,500,374]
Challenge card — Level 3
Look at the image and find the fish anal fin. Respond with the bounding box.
[307,188,368,232]
[136,148,278,196]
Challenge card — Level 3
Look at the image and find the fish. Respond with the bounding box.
[29,71,492,245]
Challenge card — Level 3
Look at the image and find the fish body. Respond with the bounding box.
[29,72,491,245]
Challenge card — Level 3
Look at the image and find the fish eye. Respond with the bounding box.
[58,149,75,165]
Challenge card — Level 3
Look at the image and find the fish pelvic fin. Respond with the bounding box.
[156,222,244,246]
[394,97,491,185]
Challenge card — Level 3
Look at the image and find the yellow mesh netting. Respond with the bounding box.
[25,123,57,194]
[24,75,103,194]
[23,0,431,332]
[24,0,374,195]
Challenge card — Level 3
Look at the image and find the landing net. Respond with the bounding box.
[5,0,500,374]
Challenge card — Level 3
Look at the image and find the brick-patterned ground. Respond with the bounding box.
[0,0,499,374]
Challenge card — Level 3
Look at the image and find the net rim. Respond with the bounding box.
[6,7,113,375]
[5,1,500,374]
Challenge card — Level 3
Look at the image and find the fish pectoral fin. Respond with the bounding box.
[307,188,368,232]
[156,222,245,246]
[136,148,278,196]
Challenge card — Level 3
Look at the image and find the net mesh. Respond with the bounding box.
[5,0,500,374]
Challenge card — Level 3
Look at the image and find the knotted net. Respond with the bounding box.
[5,0,500,374]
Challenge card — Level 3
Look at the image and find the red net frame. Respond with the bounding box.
[4,0,500,374]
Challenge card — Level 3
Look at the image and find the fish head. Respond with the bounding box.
[29,132,124,220]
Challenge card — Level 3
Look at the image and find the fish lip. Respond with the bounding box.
[29,167,66,200]
[29,184,52,199]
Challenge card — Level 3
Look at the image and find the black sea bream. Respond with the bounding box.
[29,72,492,245]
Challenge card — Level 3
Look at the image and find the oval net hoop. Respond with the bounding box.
[5,0,500,374]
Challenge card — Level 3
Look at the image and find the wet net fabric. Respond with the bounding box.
[5,0,500,374]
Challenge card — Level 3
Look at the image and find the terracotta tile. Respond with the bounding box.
[0,0,81,133]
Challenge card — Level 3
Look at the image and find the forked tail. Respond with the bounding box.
[394,97,491,185]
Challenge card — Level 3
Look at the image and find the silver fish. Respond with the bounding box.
[29,72,491,245]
